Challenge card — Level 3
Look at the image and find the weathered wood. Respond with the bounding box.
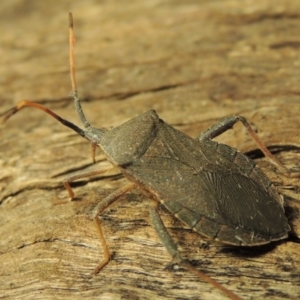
[0,1,300,299]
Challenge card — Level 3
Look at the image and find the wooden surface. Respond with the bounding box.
[0,1,300,299]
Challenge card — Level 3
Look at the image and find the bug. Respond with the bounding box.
[1,13,299,300]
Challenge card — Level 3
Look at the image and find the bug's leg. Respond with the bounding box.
[63,163,115,200]
[197,115,300,178]
[92,182,136,274]
[91,143,97,163]
[149,203,243,300]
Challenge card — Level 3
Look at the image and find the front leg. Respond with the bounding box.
[93,182,136,274]
[63,162,115,199]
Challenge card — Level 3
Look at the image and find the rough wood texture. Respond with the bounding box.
[0,1,300,299]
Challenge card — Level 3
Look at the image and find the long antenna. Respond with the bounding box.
[1,100,86,139]
[0,14,88,140]
[69,13,90,129]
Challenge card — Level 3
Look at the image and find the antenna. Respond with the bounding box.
[69,12,90,129]
[1,14,88,140]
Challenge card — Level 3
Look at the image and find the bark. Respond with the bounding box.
[0,1,300,299]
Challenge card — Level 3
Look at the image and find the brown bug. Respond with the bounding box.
[1,13,299,300]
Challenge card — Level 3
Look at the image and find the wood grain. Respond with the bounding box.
[0,1,300,299]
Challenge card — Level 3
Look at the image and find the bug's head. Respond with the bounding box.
[84,126,108,144]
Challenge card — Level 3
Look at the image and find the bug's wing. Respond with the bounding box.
[126,156,289,245]
[199,171,290,244]
[121,122,289,246]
